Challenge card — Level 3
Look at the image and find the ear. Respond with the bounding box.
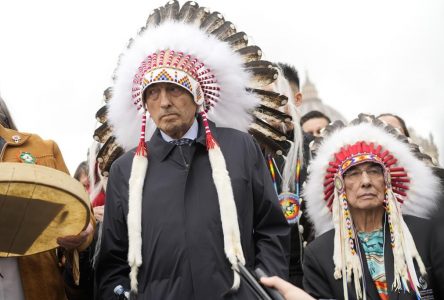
[294,92,303,107]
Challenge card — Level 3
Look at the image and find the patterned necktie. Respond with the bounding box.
[169,138,194,146]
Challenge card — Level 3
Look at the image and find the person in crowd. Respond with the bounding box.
[277,62,303,110]
[377,113,410,137]
[377,113,439,167]
[0,99,94,299]
[267,63,314,287]
[74,161,89,189]
[300,110,331,137]
[302,114,442,299]
[95,2,289,299]
[73,158,106,221]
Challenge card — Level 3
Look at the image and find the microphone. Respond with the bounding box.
[113,285,131,300]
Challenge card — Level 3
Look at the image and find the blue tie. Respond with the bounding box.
[169,138,194,146]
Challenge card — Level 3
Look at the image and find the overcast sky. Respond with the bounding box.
[0,0,443,173]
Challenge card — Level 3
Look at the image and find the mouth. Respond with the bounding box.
[358,193,376,199]
[160,113,178,119]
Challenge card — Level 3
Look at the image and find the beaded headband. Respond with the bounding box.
[323,141,409,209]
[132,49,219,112]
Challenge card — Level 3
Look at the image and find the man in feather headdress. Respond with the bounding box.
[95,2,290,299]
[261,62,315,288]
[302,114,443,299]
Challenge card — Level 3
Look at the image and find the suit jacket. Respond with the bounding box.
[303,215,438,300]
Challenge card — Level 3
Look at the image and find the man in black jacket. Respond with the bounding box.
[95,4,290,299]
[302,115,442,299]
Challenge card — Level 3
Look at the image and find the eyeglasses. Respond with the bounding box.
[343,165,383,180]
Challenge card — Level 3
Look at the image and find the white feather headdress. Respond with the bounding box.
[303,114,440,299]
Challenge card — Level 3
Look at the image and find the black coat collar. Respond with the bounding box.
[148,115,217,161]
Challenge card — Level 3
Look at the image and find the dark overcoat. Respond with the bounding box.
[96,120,290,299]
[303,215,440,300]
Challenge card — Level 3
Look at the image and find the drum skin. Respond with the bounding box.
[0,162,90,257]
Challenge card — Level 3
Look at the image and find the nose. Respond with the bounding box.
[360,171,372,187]
[159,89,171,108]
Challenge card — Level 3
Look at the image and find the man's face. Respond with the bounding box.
[144,83,197,139]
[343,162,386,211]
[302,117,329,137]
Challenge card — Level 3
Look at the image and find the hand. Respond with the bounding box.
[93,205,105,222]
[260,276,315,300]
[57,223,94,250]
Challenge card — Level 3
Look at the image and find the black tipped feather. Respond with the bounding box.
[95,106,108,124]
[236,45,262,62]
[210,21,236,40]
[224,32,248,50]
[200,11,224,33]
[146,8,161,28]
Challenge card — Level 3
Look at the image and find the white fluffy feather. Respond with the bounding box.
[208,146,245,290]
[303,122,441,237]
[127,155,148,292]
[108,21,259,151]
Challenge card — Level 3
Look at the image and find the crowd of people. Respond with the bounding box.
[1,1,443,299]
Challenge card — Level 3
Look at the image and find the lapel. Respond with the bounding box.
[0,125,30,146]
[0,124,31,160]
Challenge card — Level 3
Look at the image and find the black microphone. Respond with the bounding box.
[113,285,130,300]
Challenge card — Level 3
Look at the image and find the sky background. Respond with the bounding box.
[0,0,443,173]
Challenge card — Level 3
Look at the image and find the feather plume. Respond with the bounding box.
[96,137,124,176]
[249,67,279,88]
[253,117,288,141]
[247,88,287,109]
[95,105,108,124]
[177,1,199,23]
[200,11,225,33]
[146,9,161,28]
[163,0,180,20]
[253,111,285,129]
[93,123,112,143]
[244,60,273,69]
[211,21,236,40]
[249,125,286,155]
[256,104,291,123]
[236,45,262,62]
[191,6,210,26]
[103,87,113,102]
[224,32,248,51]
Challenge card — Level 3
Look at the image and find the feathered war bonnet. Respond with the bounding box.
[303,114,440,299]
[106,0,284,293]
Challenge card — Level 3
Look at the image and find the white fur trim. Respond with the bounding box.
[108,21,259,151]
[303,122,441,237]
[127,154,148,292]
[208,145,245,290]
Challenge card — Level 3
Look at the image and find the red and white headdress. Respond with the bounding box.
[105,0,288,293]
[303,114,440,299]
